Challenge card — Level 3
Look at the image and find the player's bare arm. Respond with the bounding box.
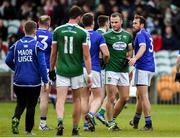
[100,44,110,64]
[50,42,58,71]
[129,45,146,66]
[127,43,133,59]
[176,56,180,72]
[83,44,92,88]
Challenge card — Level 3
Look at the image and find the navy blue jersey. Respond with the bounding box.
[134,29,155,72]
[83,30,106,72]
[5,36,48,87]
[36,28,52,69]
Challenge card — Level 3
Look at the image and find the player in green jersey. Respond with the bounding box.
[104,12,133,131]
[49,6,92,136]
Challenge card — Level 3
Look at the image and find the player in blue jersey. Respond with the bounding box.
[175,50,180,82]
[129,15,155,131]
[36,15,53,131]
[5,20,48,135]
[81,13,109,131]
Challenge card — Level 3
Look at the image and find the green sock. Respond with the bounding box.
[99,108,106,115]
[57,117,63,125]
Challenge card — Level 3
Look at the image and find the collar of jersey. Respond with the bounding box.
[66,23,78,26]
[86,29,93,31]
[21,36,35,42]
[112,28,123,33]
[97,28,106,33]
[38,28,47,31]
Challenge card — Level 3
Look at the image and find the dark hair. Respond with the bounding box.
[39,15,51,25]
[82,13,94,27]
[97,15,109,27]
[111,12,123,20]
[134,14,146,26]
[69,5,83,19]
[24,20,37,35]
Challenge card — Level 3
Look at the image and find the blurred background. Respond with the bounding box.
[0,0,179,104]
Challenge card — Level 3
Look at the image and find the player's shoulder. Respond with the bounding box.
[75,25,89,34]
[93,30,103,37]
[122,29,132,36]
[53,24,68,32]
[137,29,147,36]
[103,29,113,36]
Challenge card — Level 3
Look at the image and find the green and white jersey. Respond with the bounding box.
[96,28,106,34]
[53,23,89,77]
[104,29,132,72]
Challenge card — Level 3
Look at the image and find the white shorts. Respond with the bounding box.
[101,70,105,86]
[56,74,84,89]
[105,71,129,86]
[131,69,154,86]
[83,68,102,88]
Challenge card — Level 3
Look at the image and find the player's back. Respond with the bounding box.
[13,36,44,86]
[54,24,89,77]
[87,30,105,72]
[134,29,155,72]
[36,28,52,69]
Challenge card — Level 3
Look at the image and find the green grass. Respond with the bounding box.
[0,102,180,137]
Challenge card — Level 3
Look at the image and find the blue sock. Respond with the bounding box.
[84,122,88,128]
[88,112,94,117]
[145,116,152,127]
[133,112,141,124]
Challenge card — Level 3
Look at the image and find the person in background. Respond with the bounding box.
[5,20,48,135]
[151,30,162,52]
[175,50,180,82]
[0,37,8,61]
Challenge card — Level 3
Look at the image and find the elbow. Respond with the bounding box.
[5,58,10,67]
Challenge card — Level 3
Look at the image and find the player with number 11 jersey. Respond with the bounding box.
[53,24,89,77]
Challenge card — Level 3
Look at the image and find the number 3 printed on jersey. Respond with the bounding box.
[64,36,73,54]
[149,37,153,53]
[39,35,48,49]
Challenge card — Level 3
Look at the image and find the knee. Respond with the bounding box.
[107,94,115,104]
[121,95,129,104]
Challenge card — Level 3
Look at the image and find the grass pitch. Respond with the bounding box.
[0,102,180,137]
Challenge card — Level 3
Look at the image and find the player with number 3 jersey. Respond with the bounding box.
[129,15,155,131]
[36,15,53,131]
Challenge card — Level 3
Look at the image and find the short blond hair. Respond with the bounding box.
[39,15,51,25]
